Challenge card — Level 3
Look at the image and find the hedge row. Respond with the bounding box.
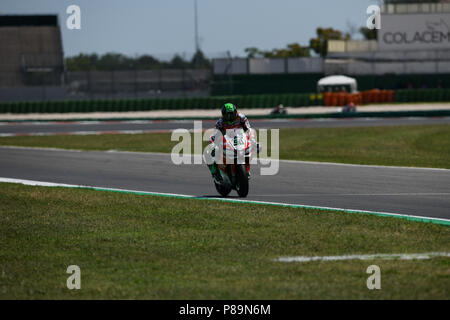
[0,93,323,114]
[394,89,450,103]
[1,89,449,114]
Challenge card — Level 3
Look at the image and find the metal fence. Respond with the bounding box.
[65,69,211,99]
[0,68,212,102]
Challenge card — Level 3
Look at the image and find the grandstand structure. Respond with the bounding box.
[0,14,209,101]
[0,15,65,88]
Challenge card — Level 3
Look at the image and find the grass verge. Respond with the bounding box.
[0,125,449,168]
[0,183,448,299]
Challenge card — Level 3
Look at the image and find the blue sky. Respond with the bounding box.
[1,0,378,59]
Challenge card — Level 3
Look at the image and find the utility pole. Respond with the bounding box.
[226,51,233,95]
[194,0,200,53]
[194,0,200,68]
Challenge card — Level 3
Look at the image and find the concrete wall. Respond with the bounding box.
[325,59,450,76]
[213,58,247,75]
[287,58,323,73]
[249,58,285,74]
[213,57,324,75]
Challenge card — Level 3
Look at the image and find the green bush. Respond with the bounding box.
[294,94,302,107]
[444,89,450,102]
[4,89,450,114]
[107,100,116,112]
[27,101,36,113]
[133,99,143,111]
[139,99,148,111]
[1,103,7,113]
[9,102,17,113]
[8,102,15,113]
[416,90,425,102]
[151,99,159,110]
[394,90,404,103]
[100,99,109,112]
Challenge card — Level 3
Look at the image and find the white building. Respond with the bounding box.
[326,1,450,75]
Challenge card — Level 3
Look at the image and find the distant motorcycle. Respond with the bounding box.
[270,104,287,115]
[342,102,357,113]
[206,128,259,198]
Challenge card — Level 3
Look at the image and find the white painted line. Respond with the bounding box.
[276,252,450,263]
[0,129,173,137]
[311,118,339,122]
[0,176,449,226]
[125,120,153,124]
[265,158,450,172]
[0,177,83,188]
[242,193,450,197]
[265,119,290,122]
[0,145,170,156]
[210,197,450,224]
[77,121,101,125]
[0,177,195,197]
[170,120,196,123]
[0,145,84,153]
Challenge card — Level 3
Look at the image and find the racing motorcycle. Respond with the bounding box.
[206,128,259,198]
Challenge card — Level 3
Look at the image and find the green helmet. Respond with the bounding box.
[221,103,237,124]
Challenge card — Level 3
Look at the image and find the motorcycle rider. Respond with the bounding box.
[207,103,256,182]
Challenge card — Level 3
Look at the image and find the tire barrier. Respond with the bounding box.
[323,90,395,107]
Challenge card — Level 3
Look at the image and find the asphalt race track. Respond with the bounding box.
[1,146,449,220]
[1,117,450,135]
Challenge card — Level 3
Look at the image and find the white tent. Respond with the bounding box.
[317,75,358,93]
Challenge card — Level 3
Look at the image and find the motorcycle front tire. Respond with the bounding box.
[214,181,232,197]
[235,164,249,197]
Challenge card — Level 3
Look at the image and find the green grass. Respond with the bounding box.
[0,124,449,168]
[0,183,448,299]
[277,124,450,168]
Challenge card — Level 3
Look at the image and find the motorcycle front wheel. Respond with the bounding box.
[235,164,249,197]
[214,181,232,197]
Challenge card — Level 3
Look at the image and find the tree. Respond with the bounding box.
[359,27,378,40]
[96,53,130,70]
[244,47,265,58]
[65,53,98,71]
[65,51,211,71]
[244,43,310,59]
[309,27,351,57]
[168,54,190,69]
[272,43,310,58]
[136,55,161,69]
[191,50,211,69]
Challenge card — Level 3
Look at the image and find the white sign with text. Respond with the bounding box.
[379,13,450,51]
